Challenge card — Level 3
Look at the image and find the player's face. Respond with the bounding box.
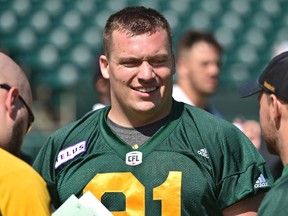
[258,92,278,155]
[101,29,175,126]
[184,42,220,97]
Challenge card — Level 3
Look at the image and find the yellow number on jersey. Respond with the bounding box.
[83,171,182,216]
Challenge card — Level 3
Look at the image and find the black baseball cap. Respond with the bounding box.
[238,51,288,102]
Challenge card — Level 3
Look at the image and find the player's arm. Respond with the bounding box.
[222,192,266,216]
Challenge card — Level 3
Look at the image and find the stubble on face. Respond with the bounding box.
[7,119,26,157]
[259,93,278,155]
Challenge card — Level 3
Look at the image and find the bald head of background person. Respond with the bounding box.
[0,52,50,215]
[0,52,34,156]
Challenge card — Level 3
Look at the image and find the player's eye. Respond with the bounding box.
[122,60,141,68]
[150,58,168,67]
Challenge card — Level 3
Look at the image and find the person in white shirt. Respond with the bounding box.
[173,30,223,118]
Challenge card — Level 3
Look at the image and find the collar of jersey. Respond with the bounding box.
[100,100,184,160]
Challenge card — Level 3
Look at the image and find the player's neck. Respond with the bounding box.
[108,101,173,128]
[178,82,208,109]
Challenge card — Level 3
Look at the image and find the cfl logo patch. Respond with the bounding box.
[126,151,142,166]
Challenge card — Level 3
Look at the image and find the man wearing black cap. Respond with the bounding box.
[239,51,288,215]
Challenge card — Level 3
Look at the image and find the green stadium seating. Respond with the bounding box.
[1,0,288,159]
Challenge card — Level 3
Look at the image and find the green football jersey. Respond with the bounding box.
[258,165,288,216]
[33,101,273,215]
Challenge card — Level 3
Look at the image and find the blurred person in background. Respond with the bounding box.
[173,30,223,118]
[272,40,288,58]
[92,49,110,111]
[239,51,288,215]
[0,52,50,215]
[233,118,262,149]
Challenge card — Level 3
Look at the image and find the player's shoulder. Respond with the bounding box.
[40,106,108,161]
[0,149,44,180]
[180,101,234,131]
[53,106,108,138]
[177,101,247,151]
[258,175,288,215]
[269,174,288,192]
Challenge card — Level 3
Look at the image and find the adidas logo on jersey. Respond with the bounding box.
[197,148,209,159]
[254,174,268,188]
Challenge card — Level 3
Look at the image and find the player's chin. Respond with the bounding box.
[206,85,218,94]
[135,101,158,111]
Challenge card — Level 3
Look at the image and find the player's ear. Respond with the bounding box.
[269,94,282,125]
[176,54,189,78]
[171,51,176,75]
[99,55,110,79]
[5,87,19,119]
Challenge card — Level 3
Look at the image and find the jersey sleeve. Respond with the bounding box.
[185,104,274,209]
[33,112,101,209]
[210,123,274,209]
[33,136,61,208]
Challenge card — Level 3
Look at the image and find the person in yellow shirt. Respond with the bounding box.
[0,52,50,215]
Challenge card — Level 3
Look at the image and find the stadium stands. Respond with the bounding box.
[0,0,287,160]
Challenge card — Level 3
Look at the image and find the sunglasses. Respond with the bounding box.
[0,83,35,132]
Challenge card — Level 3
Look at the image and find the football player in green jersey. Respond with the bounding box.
[239,51,288,216]
[34,6,273,215]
